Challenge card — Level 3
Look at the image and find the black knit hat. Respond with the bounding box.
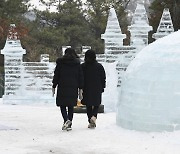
[65,48,75,55]
[64,48,79,58]
[85,49,96,63]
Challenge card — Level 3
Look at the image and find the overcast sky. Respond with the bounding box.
[29,0,87,12]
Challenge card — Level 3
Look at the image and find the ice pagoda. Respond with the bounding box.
[1,24,55,104]
[1,24,26,96]
[152,8,174,40]
[101,8,126,54]
[128,3,152,49]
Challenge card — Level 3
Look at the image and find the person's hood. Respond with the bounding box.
[56,57,80,66]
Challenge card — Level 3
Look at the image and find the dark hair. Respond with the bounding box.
[63,48,79,59]
[85,49,96,63]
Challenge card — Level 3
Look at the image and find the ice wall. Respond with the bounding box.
[117,30,180,132]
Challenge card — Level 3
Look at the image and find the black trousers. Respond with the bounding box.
[86,106,99,123]
[60,106,74,123]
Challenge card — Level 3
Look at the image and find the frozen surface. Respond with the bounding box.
[117,30,180,132]
[1,98,180,154]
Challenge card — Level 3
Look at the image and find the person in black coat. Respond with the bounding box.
[81,49,106,129]
[52,48,84,131]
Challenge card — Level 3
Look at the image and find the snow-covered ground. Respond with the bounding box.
[1,98,180,154]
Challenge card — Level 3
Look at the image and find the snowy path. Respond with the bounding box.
[0,104,180,154]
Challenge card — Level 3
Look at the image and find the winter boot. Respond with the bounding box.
[88,123,95,129]
[62,120,72,131]
[65,120,72,131]
[62,123,67,130]
[90,116,96,128]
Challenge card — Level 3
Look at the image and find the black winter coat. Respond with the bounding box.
[52,57,84,106]
[81,62,106,106]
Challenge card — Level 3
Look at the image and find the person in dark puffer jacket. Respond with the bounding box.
[81,49,106,129]
[52,48,84,131]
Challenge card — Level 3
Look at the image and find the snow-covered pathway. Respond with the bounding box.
[0,103,180,154]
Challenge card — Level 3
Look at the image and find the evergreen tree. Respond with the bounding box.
[0,0,30,73]
[0,0,29,46]
[36,0,128,54]
[85,0,128,52]
[34,0,90,56]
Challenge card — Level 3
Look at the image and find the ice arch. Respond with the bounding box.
[117,30,180,132]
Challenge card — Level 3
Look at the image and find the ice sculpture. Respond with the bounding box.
[0,5,175,110]
[128,3,152,48]
[115,2,153,87]
[117,30,180,132]
[153,8,174,40]
[0,24,95,104]
[40,54,50,62]
[101,8,126,54]
[1,24,55,104]
[1,24,26,96]
[101,4,152,90]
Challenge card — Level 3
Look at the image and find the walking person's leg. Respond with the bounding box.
[90,106,100,128]
[60,106,70,130]
[86,106,93,123]
[64,106,73,131]
[92,106,99,118]
[87,106,98,129]
[67,106,74,121]
[60,106,68,123]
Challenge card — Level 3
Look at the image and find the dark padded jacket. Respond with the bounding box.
[52,57,84,106]
[81,62,106,106]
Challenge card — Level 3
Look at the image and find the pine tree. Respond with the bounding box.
[0,0,30,72]
[85,0,128,52]
[33,0,89,56]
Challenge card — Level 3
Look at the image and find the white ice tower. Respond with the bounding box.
[1,24,26,98]
[152,8,174,40]
[1,24,55,104]
[101,8,126,54]
[128,3,152,50]
[117,30,180,132]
